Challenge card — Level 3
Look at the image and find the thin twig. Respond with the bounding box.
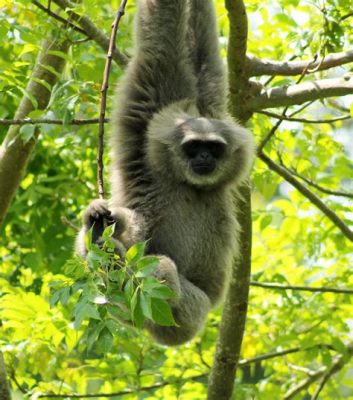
[257,110,351,124]
[251,281,353,294]
[0,118,108,126]
[61,216,79,231]
[284,167,353,199]
[257,58,317,152]
[52,0,128,67]
[97,0,128,199]
[285,343,353,400]
[341,12,353,21]
[32,0,88,36]
[288,100,315,117]
[258,151,353,241]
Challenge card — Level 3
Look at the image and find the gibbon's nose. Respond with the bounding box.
[199,151,212,162]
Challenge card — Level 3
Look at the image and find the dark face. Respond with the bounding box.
[181,140,226,175]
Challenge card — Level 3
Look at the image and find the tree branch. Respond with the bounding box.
[0,39,69,227]
[258,151,353,241]
[251,281,353,294]
[0,352,11,400]
[284,343,353,400]
[248,75,353,111]
[285,168,353,199]
[0,118,108,126]
[257,110,351,124]
[247,50,353,77]
[207,1,252,398]
[52,0,128,67]
[225,0,249,122]
[32,0,88,36]
[97,0,128,199]
[207,184,252,400]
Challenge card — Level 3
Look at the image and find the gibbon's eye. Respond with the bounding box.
[182,140,226,159]
[208,141,225,158]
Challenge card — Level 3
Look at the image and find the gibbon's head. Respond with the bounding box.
[147,113,254,189]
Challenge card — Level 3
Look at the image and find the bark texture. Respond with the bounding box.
[0,39,69,226]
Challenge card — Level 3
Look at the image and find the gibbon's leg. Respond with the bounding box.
[188,0,226,118]
[146,256,212,346]
[75,200,146,258]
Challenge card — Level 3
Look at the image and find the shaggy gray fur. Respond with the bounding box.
[77,0,254,346]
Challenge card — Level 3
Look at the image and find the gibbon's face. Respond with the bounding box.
[174,117,253,188]
[181,137,226,176]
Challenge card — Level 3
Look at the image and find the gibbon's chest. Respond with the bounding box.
[147,189,236,276]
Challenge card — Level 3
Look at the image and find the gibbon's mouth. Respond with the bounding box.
[191,162,216,175]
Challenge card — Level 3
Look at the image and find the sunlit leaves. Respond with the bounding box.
[51,230,176,344]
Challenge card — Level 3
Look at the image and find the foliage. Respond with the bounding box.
[0,0,353,399]
[51,232,176,337]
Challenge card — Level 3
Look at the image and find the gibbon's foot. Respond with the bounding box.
[154,256,181,299]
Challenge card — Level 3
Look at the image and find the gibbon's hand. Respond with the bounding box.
[83,199,126,257]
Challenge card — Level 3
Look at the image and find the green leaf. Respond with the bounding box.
[140,291,152,320]
[19,124,36,143]
[102,224,115,240]
[108,269,126,290]
[64,256,87,279]
[132,291,145,328]
[97,328,113,353]
[107,304,131,322]
[18,86,38,108]
[141,277,164,291]
[148,285,176,300]
[124,279,134,301]
[151,298,175,326]
[125,242,146,265]
[135,256,160,277]
[86,320,104,350]
[260,214,272,230]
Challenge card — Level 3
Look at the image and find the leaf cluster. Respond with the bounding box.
[50,227,175,354]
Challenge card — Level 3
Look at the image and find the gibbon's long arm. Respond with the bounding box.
[188,0,226,117]
[115,0,196,136]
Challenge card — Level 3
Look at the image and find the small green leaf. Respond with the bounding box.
[151,298,175,326]
[125,242,146,265]
[97,328,113,353]
[149,285,176,300]
[102,224,115,240]
[108,269,126,290]
[124,279,134,301]
[140,291,152,320]
[19,124,36,143]
[260,215,272,231]
[107,304,131,322]
[64,256,87,279]
[135,256,160,277]
[142,277,165,291]
[132,291,145,328]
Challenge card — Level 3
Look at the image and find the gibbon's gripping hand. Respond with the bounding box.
[82,199,122,243]
[79,199,126,258]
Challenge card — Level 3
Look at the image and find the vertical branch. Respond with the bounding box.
[208,1,251,399]
[0,352,11,400]
[225,0,249,123]
[97,0,128,199]
[208,185,252,400]
[0,39,69,226]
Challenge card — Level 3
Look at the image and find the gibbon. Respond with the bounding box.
[77,0,254,346]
